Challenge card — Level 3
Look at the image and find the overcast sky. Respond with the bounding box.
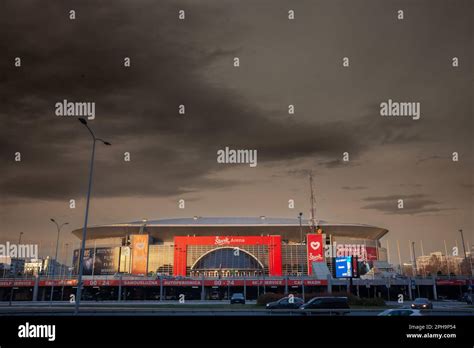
[0,0,472,265]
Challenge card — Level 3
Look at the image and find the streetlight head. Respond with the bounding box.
[50,218,55,222]
[103,141,111,146]
[299,212,303,217]
[65,222,69,225]
[78,118,87,125]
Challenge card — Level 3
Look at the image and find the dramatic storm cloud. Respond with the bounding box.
[0,0,472,264]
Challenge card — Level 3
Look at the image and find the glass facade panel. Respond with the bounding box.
[281,244,307,276]
[147,243,174,276]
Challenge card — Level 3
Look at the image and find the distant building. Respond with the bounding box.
[40,257,69,277]
[24,259,45,275]
[416,252,464,276]
[10,258,25,276]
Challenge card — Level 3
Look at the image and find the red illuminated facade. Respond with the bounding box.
[173,235,282,276]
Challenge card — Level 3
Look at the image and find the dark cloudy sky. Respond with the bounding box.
[0,0,472,265]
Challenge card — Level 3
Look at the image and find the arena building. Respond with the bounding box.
[71,217,389,278]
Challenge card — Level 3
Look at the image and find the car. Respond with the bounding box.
[266,296,304,309]
[210,291,220,300]
[411,298,433,309]
[378,309,422,316]
[460,293,473,304]
[230,293,245,304]
[299,297,350,315]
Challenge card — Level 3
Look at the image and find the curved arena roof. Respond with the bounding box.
[72,217,389,242]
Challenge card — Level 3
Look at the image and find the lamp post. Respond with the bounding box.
[49,219,69,303]
[75,117,111,315]
[298,212,304,276]
[298,212,303,243]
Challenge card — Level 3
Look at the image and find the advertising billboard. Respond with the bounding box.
[72,247,119,275]
[307,234,324,275]
[334,256,353,278]
[131,234,149,275]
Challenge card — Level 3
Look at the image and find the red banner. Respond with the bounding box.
[307,234,324,275]
[0,280,35,287]
[0,278,329,287]
[436,279,467,286]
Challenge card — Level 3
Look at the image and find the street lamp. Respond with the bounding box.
[49,219,69,303]
[298,212,303,276]
[75,117,111,315]
[298,212,303,244]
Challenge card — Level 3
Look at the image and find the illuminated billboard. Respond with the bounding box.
[72,247,119,275]
[131,234,149,275]
[334,256,353,278]
[307,234,324,275]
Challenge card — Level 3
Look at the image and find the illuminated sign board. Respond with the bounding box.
[334,256,353,278]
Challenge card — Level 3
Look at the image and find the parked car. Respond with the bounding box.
[411,298,433,309]
[299,297,350,315]
[230,293,245,304]
[378,309,422,316]
[266,296,304,309]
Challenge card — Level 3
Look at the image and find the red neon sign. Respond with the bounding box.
[307,234,324,275]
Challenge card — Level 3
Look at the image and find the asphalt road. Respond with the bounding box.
[0,300,472,316]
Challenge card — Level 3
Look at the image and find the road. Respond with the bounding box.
[0,300,472,316]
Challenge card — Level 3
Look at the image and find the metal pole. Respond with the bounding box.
[459,229,471,275]
[443,240,450,277]
[75,138,96,314]
[200,274,204,301]
[298,213,303,244]
[50,221,68,303]
[302,281,305,302]
[396,240,402,276]
[411,242,417,276]
[386,239,390,264]
[61,243,69,301]
[118,275,122,301]
[50,224,60,303]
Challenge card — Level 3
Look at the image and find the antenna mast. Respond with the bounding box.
[309,172,316,233]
